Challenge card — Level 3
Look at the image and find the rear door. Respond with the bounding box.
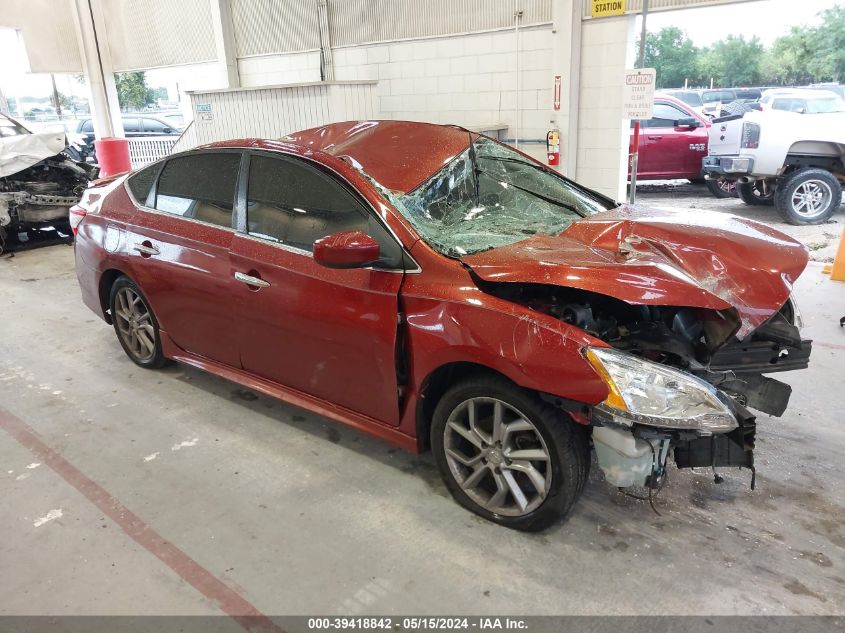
[230,151,406,425]
[125,150,242,366]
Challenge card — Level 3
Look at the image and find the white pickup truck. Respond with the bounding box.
[702,109,845,224]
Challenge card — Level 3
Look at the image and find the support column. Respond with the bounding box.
[550,1,581,177]
[209,0,240,89]
[70,0,123,139]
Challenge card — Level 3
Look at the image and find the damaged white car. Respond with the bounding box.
[0,113,97,252]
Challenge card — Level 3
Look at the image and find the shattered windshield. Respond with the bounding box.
[0,115,30,138]
[391,136,613,256]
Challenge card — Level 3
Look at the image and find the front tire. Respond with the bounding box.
[431,375,589,531]
[109,276,169,368]
[737,180,775,206]
[774,168,842,225]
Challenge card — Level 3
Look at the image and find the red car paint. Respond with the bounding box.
[73,121,808,453]
[628,95,711,180]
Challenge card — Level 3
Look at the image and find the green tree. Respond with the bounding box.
[698,35,765,87]
[761,27,815,85]
[146,86,168,103]
[805,5,845,81]
[641,26,700,88]
[115,71,149,110]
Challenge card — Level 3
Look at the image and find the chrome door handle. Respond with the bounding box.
[234,272,270,288]
[133,243,159,256]
[648,135,663,140]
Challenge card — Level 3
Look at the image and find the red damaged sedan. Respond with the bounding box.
[72,121,811,530]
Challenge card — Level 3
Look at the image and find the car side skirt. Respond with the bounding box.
[159,331,420,453]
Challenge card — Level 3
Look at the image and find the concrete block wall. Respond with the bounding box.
[232,15,634,201]
[239,51,322,86]
[236,26,556,142]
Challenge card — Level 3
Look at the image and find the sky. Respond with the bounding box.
[0,0,838,102]
[642,0,833,47]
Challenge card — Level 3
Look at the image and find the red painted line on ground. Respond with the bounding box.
[814,340,845,351]
[0,407,284,633]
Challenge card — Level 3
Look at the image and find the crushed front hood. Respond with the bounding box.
[461,206,808,339]
[0,130,67,178]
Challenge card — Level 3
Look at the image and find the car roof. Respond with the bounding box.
[762,88,839,99]
[206,120,474,194]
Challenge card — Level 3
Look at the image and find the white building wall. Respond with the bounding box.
[229,10,637,201]
[236,26,556,142]
[239,51,322,86]
[575,15,634,200]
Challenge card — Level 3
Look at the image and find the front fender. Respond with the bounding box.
[402,291,610,407]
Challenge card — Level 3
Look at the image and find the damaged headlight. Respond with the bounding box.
[584,347,738,433]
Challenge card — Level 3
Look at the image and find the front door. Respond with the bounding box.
[230,152,405,425]
[125,150,242,367]
[640,101,705,178]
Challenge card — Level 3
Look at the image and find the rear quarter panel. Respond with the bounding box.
[74,179,139,320]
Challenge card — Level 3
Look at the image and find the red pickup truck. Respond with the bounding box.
[628,94,720,187]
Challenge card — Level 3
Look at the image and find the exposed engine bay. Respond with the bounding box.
[0,114,97,254]
[481,281,812,499]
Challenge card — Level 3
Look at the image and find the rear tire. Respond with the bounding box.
[109,276,169,369]
[737,180,775,206]
[774,168,842,225]
[431,375,590,531]
[706,178,738,199]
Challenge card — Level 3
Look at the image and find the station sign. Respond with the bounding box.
[622,68,656,120]
[591,0,627,18]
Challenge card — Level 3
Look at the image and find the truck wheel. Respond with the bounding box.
[706,178,738,199]
[431,375,590,531]
[737,181,775,206]
[775,168,842,225]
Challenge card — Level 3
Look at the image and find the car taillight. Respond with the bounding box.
[740,122,761,149]
[69,205,87,235]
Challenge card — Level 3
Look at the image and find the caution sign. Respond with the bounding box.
[591,0,627,18]
[622,68,656,120]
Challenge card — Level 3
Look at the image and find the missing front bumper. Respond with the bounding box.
[673,415,757,488]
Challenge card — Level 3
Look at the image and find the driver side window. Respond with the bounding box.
[246,154,404,268]
[644,103,688,128]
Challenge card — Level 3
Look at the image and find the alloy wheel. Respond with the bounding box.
[791,179,833,218]
[113,287,156,362]
[443,397,552,517]
[718,180,736,195]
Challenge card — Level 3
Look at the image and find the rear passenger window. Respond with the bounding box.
[246,154,369,251]
[154,153,240,227]
[126,165,159,206]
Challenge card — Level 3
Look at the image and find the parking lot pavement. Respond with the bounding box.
[636,181,845,263]
[1,245,844,617]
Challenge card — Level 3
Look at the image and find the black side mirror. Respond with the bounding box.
[675,117,700,129]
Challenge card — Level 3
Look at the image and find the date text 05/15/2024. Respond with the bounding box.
[306,618,528,630]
